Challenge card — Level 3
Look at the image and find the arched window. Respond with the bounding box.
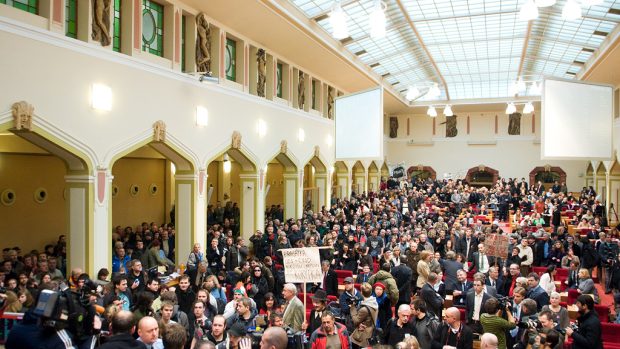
[407,165,437,180]
[529,166,566,186]
[465,165,499,188]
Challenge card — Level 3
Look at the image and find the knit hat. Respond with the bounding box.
[373,282,386,290]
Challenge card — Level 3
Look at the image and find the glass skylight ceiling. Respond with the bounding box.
[289,0,620,102]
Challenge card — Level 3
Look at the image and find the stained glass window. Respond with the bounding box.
[225,38,237,82]
[65,0,77,38]
[276,63,283,98]
[142,0,163,57]
[0,0,37,14]
[113,0,121,52]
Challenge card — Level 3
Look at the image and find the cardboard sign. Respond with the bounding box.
[484,233,509,259]
[281,247,323,283]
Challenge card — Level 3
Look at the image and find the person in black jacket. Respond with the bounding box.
[99,310,147,349]
[419,272,444,318]
[391,263,412,310]
[316,260,338,296]
[431,307,474,349]
[564,295,603,349]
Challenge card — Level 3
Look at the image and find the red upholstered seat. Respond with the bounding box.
[335,269,353,284]
[595,304,610,322]
[458,307,466,321]
[602,323,620,348]
[373,262,379,274]
[532,266,546,275]
[567,289,579,305]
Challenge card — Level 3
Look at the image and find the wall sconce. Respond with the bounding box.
[91,83,112,111]
[257,119,267,138]
[196,106,208,127]
[298,128,305,142]
[326,134,333,147]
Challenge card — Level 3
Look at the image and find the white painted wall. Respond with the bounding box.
[386,113,587,191]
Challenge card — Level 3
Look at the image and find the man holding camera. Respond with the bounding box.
[480,297,516,349]
[339,277,361,324]
[564,295,603,349]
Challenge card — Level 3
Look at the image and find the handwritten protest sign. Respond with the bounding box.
[281,248,322,283]
[484,233,509,259]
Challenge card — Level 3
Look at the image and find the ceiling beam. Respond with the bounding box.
[310,0,362,20]
[528,35,599,51]
[517,20,534,79]
[395,0,450,100]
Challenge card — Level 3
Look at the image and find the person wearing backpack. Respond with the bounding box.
[350,283,378,349]
[411,299,441,349]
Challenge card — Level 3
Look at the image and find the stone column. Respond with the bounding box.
[65,173,95,276]
[174,172,197,265]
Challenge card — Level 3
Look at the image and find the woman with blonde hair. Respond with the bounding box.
[4,291,22,313]
[397,336,421,349]
[577,268,599,303]
[416,250,432,289]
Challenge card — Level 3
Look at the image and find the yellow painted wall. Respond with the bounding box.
[265,163,284,208]
[0,154,67,252]
[207,161,241,206]
[112,158,166,228]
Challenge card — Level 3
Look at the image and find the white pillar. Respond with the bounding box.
[95,169,113,274]
[239,172,258,241]
[65,174,94,276]
[195,170,207,249]
[174,172,197,265]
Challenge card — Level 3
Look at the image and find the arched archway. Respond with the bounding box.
[352,161,366,195]
[303,148,328,212]
[529,166,566,187]
[465,165,499,188]
[205,133,259,242]
[595,162,606,198]
[407,165,437,181]
[585,163,594,188]
[368,161,380,192]
[0,104,96,275]
[332,161,349,199]
[108,122,198,269]
[265,143,300,221]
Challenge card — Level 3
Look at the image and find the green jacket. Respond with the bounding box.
[367,270,399,306]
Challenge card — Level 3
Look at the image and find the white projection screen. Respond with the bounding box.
[542,79,613,160]
[335,87,383,160]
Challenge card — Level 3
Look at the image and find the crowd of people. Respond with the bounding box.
[3,176,620,349]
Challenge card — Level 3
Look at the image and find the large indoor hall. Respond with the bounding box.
[1,0,620,348]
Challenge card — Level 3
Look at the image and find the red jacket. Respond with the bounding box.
[309,322,351,349]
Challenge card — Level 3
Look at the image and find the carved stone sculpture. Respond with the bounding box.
[280,140,287,154]
[231,131,242,149]
[92,0,111,46]
[327,87,335,119]
[257,49,267,98]
[195,13,212,75]
[508,112,522,135]
[389,116,399,138]
[298,71,305,109]
[153,120,166,142]
[12,101,34,131]
[440,115,458,137]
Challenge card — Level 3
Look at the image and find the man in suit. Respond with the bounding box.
[526,272,549,311]
[534,234,552,267]
[453,269,472,307]
[282,283,304,332]
[441,251,462,292]
[316,260,338,296]
[419,272,444,317]
[193,261,209,292]
[565,260,580,289]
[472,244,491,275]
[502,264,522,297]
[456,228,478,262]
[466,278,491,334]
[486,266,504,296]
[469,273,497,298]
